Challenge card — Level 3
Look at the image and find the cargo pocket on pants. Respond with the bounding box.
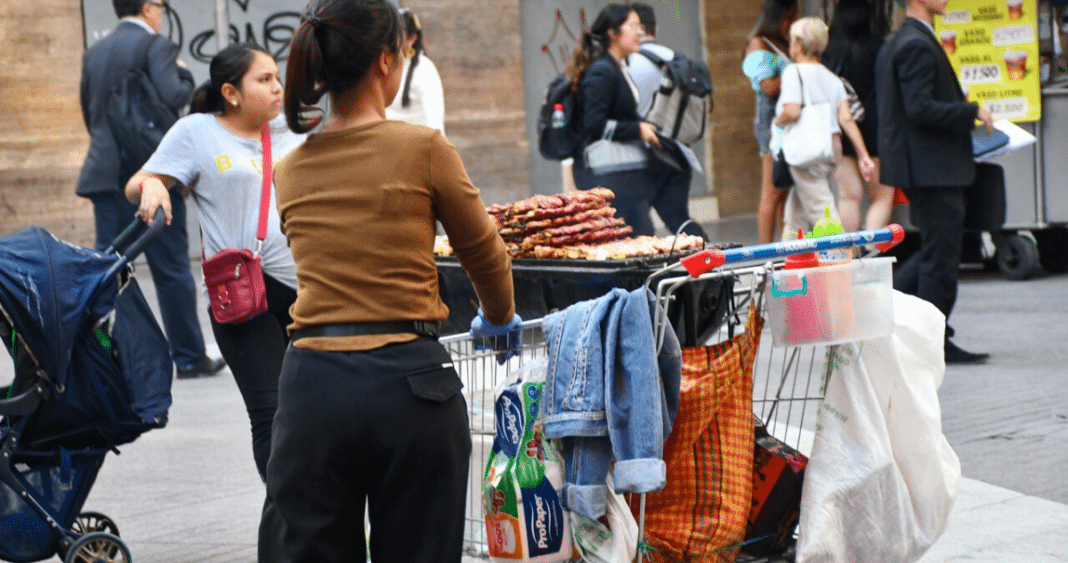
[406,363,463,402]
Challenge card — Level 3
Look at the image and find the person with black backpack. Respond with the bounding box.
[77,0,224,380]
[565,3,662,236]
[627,2,709,239]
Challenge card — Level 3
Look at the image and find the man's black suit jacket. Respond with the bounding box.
[876,17,979,190]
[77,20,195,196]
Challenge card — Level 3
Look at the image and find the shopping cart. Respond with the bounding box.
[445,225,905,558]
[440,320,548,555]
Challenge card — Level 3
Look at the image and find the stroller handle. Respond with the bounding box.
[106,208,168,262]
[88,208,168,313]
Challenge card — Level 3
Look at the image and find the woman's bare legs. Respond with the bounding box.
[758,152,789,244]
[864,157,895,230]
[835,155,864,232]
[835,155,896,231]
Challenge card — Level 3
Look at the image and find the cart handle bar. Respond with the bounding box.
[680,223,905,278]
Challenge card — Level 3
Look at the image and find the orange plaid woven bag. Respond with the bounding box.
[632,306,763,562]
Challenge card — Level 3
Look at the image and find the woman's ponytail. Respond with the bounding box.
[189,79,223,114]
[564,3,631,91]
[284,0,404,133]
[285,17,328,133]
[565,31,604,91]
[189,43,269,116]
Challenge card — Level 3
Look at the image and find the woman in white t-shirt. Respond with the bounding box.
[774,17,874,238]
[123,43,305,482]
[385,8,445,134]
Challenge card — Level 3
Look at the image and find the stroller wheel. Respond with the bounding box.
[73,511,120,537]
[63,532,130,563]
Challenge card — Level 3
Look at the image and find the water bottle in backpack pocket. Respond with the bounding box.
[537,74,581,161]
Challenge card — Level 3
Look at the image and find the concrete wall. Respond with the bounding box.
[705,0,764,218]
[0,0,93,245]
[0,0,772,249]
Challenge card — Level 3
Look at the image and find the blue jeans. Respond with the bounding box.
[88,189,206,368]
[542,288,681,519]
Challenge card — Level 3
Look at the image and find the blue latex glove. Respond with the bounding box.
[469,308,523,365]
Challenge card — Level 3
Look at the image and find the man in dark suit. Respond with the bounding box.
[876,0,994,364]
[78,0,224,378]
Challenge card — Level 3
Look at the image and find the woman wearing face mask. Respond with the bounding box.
[257,1,518,561]
[568,2,662,236]
[125,42,306,482]
[385,7,446,134]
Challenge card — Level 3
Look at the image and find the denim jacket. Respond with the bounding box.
[542,287,681,519]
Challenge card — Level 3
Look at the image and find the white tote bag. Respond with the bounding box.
[796,291,960,563]
[781,67,835,168]
[584,119,648,174]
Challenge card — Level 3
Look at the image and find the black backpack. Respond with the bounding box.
[107,34,180,175]
[537,74,582,161]
[637,47,713,145]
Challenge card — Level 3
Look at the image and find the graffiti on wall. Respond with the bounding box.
[156,0,300,64]
[540,8,587,75]
[538,1,685,75]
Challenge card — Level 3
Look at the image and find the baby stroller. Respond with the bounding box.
[0,211,173,563]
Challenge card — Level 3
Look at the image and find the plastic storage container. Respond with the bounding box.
[766,256,896,347]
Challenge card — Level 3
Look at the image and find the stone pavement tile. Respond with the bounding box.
[928,542,1068,563]
[81,371,265,562]
[918,478,1068,563]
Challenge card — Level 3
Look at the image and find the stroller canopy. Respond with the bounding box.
[0,227,120,389]
[0,226,172,441]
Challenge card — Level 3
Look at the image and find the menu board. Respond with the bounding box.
[935,0,1041,122]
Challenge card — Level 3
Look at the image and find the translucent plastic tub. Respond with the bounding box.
[766,257,895,347]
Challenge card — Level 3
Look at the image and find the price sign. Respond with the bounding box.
[943,9,972,23]
[960,64,1003,84]
[936,0,1041,122]
[985,97,1029,119]
[992,24,1035,46]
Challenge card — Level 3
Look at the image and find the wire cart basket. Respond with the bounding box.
[443,225,905,559]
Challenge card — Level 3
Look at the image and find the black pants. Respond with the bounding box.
[259,338,471,563]
[209,274,296,481]
[893,186,966,329]
[648,156,708,239]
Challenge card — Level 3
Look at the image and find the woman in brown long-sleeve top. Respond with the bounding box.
[257,1,519,561]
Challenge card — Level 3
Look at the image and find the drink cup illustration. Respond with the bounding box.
[1004,50,1027,80]
[1007,0,1023,19]
[940,30,958,55]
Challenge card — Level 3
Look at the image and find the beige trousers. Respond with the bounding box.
[782,134,843,239]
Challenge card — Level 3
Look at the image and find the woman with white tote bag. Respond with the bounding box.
[774,18,874,238]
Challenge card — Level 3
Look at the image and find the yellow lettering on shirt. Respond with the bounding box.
[216,155,232,173]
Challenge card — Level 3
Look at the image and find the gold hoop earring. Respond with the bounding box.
[407,48,416,58]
